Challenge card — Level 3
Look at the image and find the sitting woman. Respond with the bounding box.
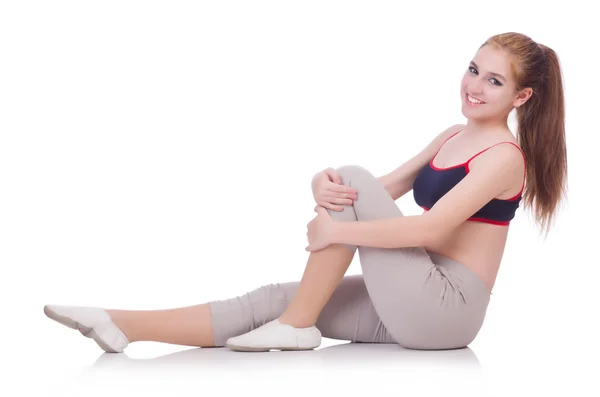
[44,31,568,353]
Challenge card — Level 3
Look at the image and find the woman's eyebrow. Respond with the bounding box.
[470,61,506,81]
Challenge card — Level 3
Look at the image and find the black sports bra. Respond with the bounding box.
[412,129,526,226]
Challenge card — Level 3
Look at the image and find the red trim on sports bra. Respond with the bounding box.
[429,130,465,171]
[420,207,511,226]
[466,217,510,226]
[429,129,527,201]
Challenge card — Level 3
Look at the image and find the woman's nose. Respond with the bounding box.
[468,79,485,94]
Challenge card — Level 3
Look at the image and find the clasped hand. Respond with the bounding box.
[305,205,338,252]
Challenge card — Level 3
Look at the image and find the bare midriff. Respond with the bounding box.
[422,217,509,294]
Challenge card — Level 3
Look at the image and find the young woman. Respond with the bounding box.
[44,32,568,353]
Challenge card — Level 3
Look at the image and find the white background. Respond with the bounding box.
[1,1,598,396]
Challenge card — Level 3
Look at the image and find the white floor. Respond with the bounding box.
[11,314,598,397]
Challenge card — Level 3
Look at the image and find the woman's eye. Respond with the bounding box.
[469,66,502,86]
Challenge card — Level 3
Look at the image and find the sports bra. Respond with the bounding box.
[413,129,526,226]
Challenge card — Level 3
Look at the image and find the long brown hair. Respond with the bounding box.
[482,33,568,238]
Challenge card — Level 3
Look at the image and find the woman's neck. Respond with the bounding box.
[465,119,510,137]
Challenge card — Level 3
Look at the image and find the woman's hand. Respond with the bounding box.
[311,168,358,211]
[305,205,338,252]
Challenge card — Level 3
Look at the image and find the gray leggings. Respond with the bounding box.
[209,165,492,350]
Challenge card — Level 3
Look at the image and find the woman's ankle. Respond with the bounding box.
[105,309,138,343]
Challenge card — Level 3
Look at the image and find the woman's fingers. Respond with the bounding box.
[318,202,345,212]
[325,195,355,205]
[329,183,358,195]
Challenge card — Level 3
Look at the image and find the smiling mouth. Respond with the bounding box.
[466,93,485,104]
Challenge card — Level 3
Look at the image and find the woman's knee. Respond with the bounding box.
[322,165,374,253]
[335,164,374,185]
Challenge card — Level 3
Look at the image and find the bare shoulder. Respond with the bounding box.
[472,142,524,166]
[488,131,524,163]
[424,123,467,153]
[468,139,526,194]
[417,123,468,162]
[439,123,467,141]
[417,123,467,160]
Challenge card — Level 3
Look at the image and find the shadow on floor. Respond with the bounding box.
[88,341,482,373]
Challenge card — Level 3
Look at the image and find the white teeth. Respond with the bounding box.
[467,94,484,104]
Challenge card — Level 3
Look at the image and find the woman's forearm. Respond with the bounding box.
[331,215,431,249]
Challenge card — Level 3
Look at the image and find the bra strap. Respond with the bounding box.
[466,141,527,194]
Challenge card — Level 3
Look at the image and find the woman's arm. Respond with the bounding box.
[331,215,432,249]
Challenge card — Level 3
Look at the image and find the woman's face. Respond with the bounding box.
[460,45,530,122]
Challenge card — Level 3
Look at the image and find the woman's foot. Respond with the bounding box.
[225,318,322,352]
[43,305,130,353]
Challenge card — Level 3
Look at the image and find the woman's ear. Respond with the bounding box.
[513,87,533,108]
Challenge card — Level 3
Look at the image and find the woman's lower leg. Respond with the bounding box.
[102,241,357,348]
[103,242,354,348]
[106,303,216,347]
[277,242,355,328]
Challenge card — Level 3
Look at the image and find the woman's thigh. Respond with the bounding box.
[326,165,490,350]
